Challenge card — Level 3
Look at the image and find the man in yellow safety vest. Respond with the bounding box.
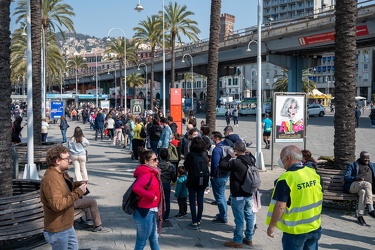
[266,145,323,250]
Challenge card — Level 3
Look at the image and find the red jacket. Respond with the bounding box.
[133,164,161,208]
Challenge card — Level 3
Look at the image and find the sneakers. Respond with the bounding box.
[204,188,210,194]
[224,241,242,248]
[188,222,200,230]
[93,226,111,232]
[369,210,375,218]
[164,218,170,222]
[83,219,94,228]
[357,216,369,226]
[212,218,228,224]
[174,213,187,219]
[242,238,253,246]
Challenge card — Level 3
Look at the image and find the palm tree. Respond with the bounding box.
[333,1,357,169]
[133,15,161,111]
[66,55,87,94]
[273,69,316,93]
[206,0,222,131]
[126,72,145,99]
[105,38,138,107]
[163,2,200,87]
[0,0,13,197]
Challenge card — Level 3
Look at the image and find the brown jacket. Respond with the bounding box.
[41,167,84,232]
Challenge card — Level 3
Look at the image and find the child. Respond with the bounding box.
[171,132,180,147]
[174,166,188,218]
[158,148,177,221]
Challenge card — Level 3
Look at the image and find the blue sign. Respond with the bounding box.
[185,98,192,110]
[50,101,64,119]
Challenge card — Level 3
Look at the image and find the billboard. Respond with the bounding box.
[50,101,64,119]
[273,93,306,143]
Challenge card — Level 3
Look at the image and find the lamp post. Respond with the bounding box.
[94,52,98,108]
[250,69,257,98]
[182,54,194,112]
[66,59,78,98]
[93,74,101,104]
[246,39,258,52]
[137,63,148,110]
[108,62,118,107]
[135,0,165,116]
[107,28,126,111]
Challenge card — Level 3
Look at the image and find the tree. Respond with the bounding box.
[133,15,161,111]
[126,72,145,99]
[273,69,316,93]
[333,0,357,169]
[206,0,222,131]
[66,55,88,94]
[163,2,200,87]
[105,38,138,107]
[0,0,13,197]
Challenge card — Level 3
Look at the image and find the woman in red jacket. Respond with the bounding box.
[132,150,165,250]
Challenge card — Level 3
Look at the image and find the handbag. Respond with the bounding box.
[122,175,152,215]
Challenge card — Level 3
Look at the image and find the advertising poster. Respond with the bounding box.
[274,93,306,143]
[50,101,64,119]
[100,100,110,110]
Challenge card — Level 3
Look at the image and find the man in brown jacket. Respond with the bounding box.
[41,145,87,249]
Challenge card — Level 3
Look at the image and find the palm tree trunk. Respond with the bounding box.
[0,0,13,198]
[206,0,221,131]
[170,34,176,87]
[333,0,357,169]
[31,0,42,145]
[150,48,155,111]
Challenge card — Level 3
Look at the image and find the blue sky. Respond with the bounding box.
[10,0,259,41]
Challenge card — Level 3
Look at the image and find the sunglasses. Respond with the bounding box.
[150,158,158,162]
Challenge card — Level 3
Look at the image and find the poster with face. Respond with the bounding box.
[274,93,306,142]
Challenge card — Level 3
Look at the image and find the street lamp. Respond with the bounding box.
[246,39,258,52]
[93,74,101,105]
[108,62,118,107]
[137,63,148,110]
[107,28,126,111]
[135,0,166,117]
[182,54,194,112]
[66,59,78,102]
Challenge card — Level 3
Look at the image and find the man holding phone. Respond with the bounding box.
[41,145,87,249]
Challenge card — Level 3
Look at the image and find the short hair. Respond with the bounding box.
[47,145,69,167]
[265,113,270,118]
[188,118,197,127]
[283,145,302,161]
[160,117,168,124]
[135,117,142,124]
[280,98,300,117]
[212,131,223,140]
[224,126,233,133]
[167,116,173,122]
[189,136,207,153]
[159,148,169,160]
[200,125,210,136]
[233,141,246,153]
[139,150,155,164]
[178,166,186,176]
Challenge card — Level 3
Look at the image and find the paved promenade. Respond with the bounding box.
[19,109,375,250]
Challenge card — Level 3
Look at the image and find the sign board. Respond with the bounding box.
[273,93,306,143]
[170,88,183,134]
[101,100,110,109]
[131,99,144,115]
[50,101,64,119]
[184,98,192,110]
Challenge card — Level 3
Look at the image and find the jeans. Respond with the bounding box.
[150,139,159,155]
[43,226,78,250]
[132,139,145,160]
[41,133,47,142]
[211,175,229,221]
[282,227,322,250]
[231,196,254,243]
[71,154,88,181]
[349,181,373,216]
[371,119,375,126]
[61,129,67,143]
[128,132,134,151]
[233,116,238,125]
[133,209,160,250]
[163,183,171,219]
[95,128,103,140]
[188,188,205,223]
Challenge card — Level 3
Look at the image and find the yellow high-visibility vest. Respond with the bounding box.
[266,166,322,234]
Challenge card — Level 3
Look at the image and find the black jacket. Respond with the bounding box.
[219,154,253,197]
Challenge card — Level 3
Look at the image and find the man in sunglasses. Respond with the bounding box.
[344,151,375,226]
[41,145,87,249]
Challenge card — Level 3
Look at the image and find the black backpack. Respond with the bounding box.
[187,152,209,188]
[140,125,147,138]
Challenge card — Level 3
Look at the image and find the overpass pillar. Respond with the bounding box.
[267,54,320,92]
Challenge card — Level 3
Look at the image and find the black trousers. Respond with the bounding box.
[177,197,187,214]
[132,139,144,160]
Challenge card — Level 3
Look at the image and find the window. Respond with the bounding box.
[364,64,368,72]
[228,79,232,86]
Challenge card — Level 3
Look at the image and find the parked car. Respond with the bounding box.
[307,104,326,117]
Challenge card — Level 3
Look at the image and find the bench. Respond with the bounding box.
[316,168,375,201]
[0,180,84,248]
